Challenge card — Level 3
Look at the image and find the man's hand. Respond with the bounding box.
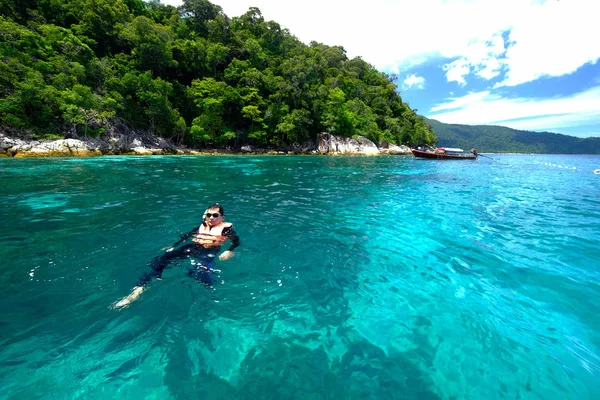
[219,250,234,261]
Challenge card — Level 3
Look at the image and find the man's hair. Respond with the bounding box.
[206,203,224,215]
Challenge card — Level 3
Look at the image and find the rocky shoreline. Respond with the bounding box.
[0,130,412,158]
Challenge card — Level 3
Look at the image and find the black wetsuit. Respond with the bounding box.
[137,223,240,286]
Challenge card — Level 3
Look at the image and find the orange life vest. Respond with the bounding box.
[194,222,232,248]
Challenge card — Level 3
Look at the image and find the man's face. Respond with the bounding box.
[204,208,224,226]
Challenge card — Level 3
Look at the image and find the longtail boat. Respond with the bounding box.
[411,147,478,160]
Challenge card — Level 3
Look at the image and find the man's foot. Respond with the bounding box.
[113,286,144,309]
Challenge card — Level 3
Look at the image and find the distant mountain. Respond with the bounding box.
[425,118,600,154]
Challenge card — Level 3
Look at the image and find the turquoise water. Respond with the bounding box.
[1,154,599,399]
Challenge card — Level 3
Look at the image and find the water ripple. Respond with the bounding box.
[1,155,599,399]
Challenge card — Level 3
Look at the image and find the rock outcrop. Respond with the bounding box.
[317,132,411,155]
[378,140,412,155]
[317,132,377,154]
[0,130,182,157]
[1,138,103,157]
[1,128,412,157]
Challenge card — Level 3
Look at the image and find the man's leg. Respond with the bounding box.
[114,245,194,308]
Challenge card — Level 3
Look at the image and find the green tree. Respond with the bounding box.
[206,13,231,44]
[347,98,378,142]
[120,16,174,75]
[205,42,230,77]
[275,108,312,144]
[190,77,240,145]
[321,87,354,136]
[242,104,266,144]
[58,84,100,136]
[0,70,56,128]
[107,70,184,136]
[223,58,250,86]
[171,37,207,84]
[70,0,132,56]
[178,0,223,37]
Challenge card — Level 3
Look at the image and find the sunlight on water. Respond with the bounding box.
[1,154,599,399]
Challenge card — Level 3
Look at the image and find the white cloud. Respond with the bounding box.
[443,59,470,86]
[442,33,507,84]
[427,86,600,136]
[476,56,503,81]
[496,0,600,87]
[430,91,496,113]
[161,0,600,88]
[403,74,425,89]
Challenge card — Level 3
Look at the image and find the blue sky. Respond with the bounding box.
[163,0,600,138]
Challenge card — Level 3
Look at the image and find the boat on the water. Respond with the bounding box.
[411,146,478,160]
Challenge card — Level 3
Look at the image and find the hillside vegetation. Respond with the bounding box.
[0,0,436,148]
[427,118,600,154]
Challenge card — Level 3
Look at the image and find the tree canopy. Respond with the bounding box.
[0,0,436,147]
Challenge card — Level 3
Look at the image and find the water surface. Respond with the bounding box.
[1,154,599,399]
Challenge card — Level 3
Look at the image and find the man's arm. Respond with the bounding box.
[222,226,240,251]
[219,226,240,260]
[163,225,200,252]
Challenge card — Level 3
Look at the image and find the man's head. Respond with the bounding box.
[204,203,224,226]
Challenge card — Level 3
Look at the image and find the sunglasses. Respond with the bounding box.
[205,213,221,218]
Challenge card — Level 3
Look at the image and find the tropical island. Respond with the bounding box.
[0,0,436,157]
[2,0,597,157]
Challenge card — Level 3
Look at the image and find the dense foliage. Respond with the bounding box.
[427,118,600,154]
[0,0,436,147]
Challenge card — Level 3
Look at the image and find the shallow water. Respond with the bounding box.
[1,154,599,399]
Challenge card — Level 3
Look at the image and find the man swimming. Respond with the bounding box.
[114,203,240,308]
